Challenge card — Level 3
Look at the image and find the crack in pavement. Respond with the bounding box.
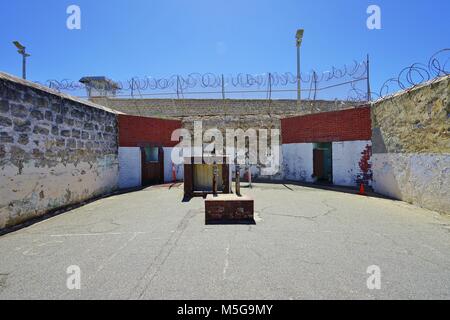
[130,209,200,299]
[260,200,337,222]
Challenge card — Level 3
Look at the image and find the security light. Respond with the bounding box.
[12,41,30,79]
[13,41,25,51]
[295,29,304,103]
[296,29,304,47]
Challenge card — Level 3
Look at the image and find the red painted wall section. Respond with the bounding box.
[118,114,182,147]
[281,106,372,144]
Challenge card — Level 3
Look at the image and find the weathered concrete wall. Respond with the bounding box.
[332,141,372,187]
[282,143,314,183]
[372,153,449,210]
[281,141,372,187]
[163,147,184,183]
[371,75,450,214]
[0,72,119,229]
[118,147,141,189]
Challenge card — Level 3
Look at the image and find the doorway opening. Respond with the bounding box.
[313,142,332,183]
[141,146,164,186]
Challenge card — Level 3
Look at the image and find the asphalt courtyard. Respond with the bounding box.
[1,183,450,300]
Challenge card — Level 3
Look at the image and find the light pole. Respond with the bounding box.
[13,41,30,80]
[296,29,304,105]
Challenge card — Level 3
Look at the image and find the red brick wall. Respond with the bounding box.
[281,106,372,144]
[118,114,182,147]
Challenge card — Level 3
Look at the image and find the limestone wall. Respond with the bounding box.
[0,72,119,229]
[91,97,360,133]
[371,75,450,214]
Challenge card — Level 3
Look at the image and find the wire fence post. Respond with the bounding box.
[366,54,372,102]
[176,75,180,99]
[312,71,318,101]
[221,74,225,99]
[267,72,272,100]
[131,78,134,97]
[307,71,318,113]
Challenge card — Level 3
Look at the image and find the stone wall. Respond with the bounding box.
[91,97,360,134]
[0,72,119,229]
[371,75,450,214]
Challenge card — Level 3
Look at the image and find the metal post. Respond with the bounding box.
[235,165,241,196]
[212,162,218,196]
[13,42,30,80]
[366,54,372,102]
[297,45,301,103]
[268,72,272,100]
[221,74,225,99]
[313,71,317,101]
[295,29,304,106]
[176,75,180,99]
[22,54,26,80]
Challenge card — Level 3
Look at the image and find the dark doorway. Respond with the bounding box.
[313,143,332,183]
[141,146,164,186]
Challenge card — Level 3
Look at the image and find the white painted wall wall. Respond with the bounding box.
[118,147,141,189]
[118,147,185,187]
[0,156,118,229]
[332,140,372,187]
[163,147,184,183]
[282,143,314,182]
[372,153,450,214]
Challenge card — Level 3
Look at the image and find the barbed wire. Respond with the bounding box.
[375,48,449,99]
[36,49,449,102]
[38,59,368,101]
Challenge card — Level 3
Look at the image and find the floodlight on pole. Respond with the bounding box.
[295,29,304,105]
[12,41,30,80]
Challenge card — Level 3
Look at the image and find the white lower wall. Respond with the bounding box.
[118,147,185,187]
[281,141,372,187]
[332,140,372,187]
[0,155,118,229]
[372,153,450,214]
[118,147,141,189]
[282,143,314,182]
[163,147,184,183]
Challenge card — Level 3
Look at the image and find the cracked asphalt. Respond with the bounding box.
[1,182,450,300]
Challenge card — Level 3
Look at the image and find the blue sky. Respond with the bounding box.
[0,0,449,97]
